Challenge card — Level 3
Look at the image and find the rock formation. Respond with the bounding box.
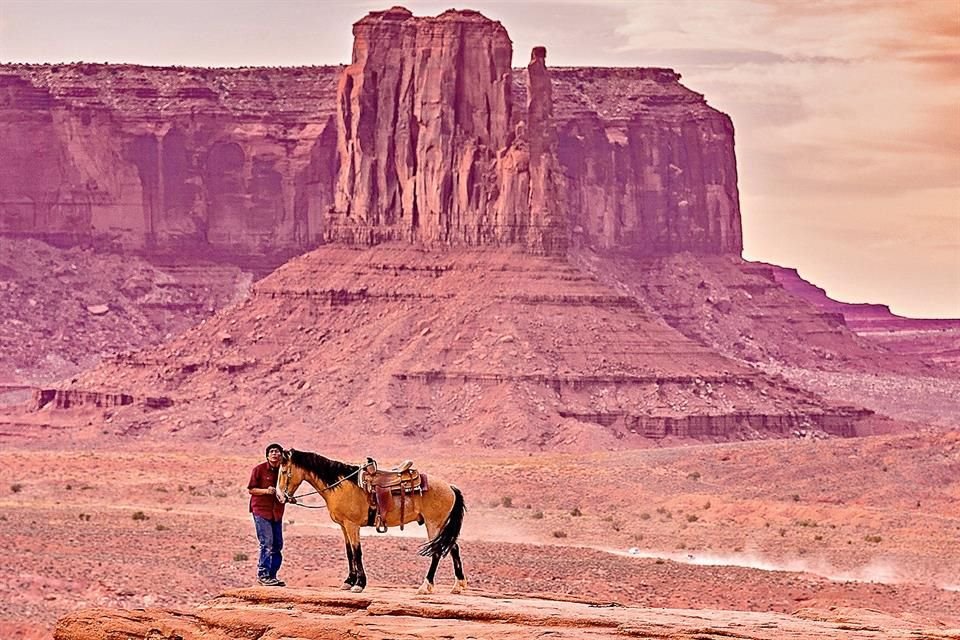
[52,245,876,449]
[53,586,958,640]
[327,7,569,253]
[0,7,741,263]
[0,65,342,269]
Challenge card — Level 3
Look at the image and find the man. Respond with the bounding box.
[248,443,287,586]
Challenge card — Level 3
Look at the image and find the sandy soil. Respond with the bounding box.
[2,429,958,638]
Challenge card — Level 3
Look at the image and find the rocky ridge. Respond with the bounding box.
[43,245,878,450]
[575,252,934,374]
[767,265,960,369]
[53,587,959,640]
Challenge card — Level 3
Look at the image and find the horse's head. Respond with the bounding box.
[276,449,305,504]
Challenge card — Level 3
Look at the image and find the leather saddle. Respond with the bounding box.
[361,457,428,533]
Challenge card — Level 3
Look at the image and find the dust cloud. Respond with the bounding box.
[608,547,952,589]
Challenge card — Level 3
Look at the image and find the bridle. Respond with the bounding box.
[278,463,363,509]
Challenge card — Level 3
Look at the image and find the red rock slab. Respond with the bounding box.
[55,586,959,640]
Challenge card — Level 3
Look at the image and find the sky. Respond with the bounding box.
[1,0,958,317]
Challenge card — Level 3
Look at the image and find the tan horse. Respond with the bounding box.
[276,448,467,594]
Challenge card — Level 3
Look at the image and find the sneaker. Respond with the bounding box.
[272,577,286,587]
[257,577,280,586]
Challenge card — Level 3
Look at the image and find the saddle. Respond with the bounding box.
[361,457,428,533]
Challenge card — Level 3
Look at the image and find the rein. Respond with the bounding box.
[285,465,362,509]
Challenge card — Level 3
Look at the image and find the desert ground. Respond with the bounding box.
[2,421,959,638]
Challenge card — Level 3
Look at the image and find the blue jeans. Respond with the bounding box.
[253,515,283,579]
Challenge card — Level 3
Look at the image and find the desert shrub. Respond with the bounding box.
[234,552,249,561]
[655,507,672,519]
[10,483,22,493]
[501,496,513,508]
[702,501,711,510]
[687,471,701,481]
[155,524,169,531]
[791,494,801,502]
[795,519,817,527]
[778,528,786,537]
[814,534,823,541]
[531,510,544,520]
[132,511,148,521]
[686,514,699,523]
[570,507,582,517]
[551,530,568,538]
[864,535,882,544]
[640,512,651,520]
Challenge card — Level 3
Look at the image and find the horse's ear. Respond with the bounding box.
[282,449,292,462]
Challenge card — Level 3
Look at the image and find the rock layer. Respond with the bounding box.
[0,7,741,262]
[56,246,875,449]
[53,586,958,640]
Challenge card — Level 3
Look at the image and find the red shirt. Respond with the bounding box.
[248,461,285,521]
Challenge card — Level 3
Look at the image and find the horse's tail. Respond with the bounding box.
[418,485,466,558]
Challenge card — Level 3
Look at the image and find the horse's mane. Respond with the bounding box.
[289,450,360,488]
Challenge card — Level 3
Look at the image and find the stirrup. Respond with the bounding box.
[376,521,388,533]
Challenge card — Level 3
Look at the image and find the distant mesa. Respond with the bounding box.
[0,6,741,267]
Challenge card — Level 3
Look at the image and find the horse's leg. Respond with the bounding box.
[340,526,356,590]
[449,543,467,594]
[417,521,441,595]
[345,523,367,593]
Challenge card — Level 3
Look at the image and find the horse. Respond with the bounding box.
[275,448,467,594]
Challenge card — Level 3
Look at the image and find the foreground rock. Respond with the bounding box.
[54,586,957,640]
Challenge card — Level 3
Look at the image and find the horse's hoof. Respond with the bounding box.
[350,585,365,593]
[450,579,467,594]
[416,580,434,595]
[340,583,353,591]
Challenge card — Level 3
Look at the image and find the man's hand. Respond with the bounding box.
[264,487,276,496]
[287,495,297,505]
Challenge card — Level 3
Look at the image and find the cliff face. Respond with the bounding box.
[0,7,741,262]
[331,8,566,253]
[554,73,741,254]
[0,65,341,267]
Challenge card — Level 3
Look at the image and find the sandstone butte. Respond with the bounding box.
[0,6,739,264]
[2,6,895,445]
[2,6,959,640]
